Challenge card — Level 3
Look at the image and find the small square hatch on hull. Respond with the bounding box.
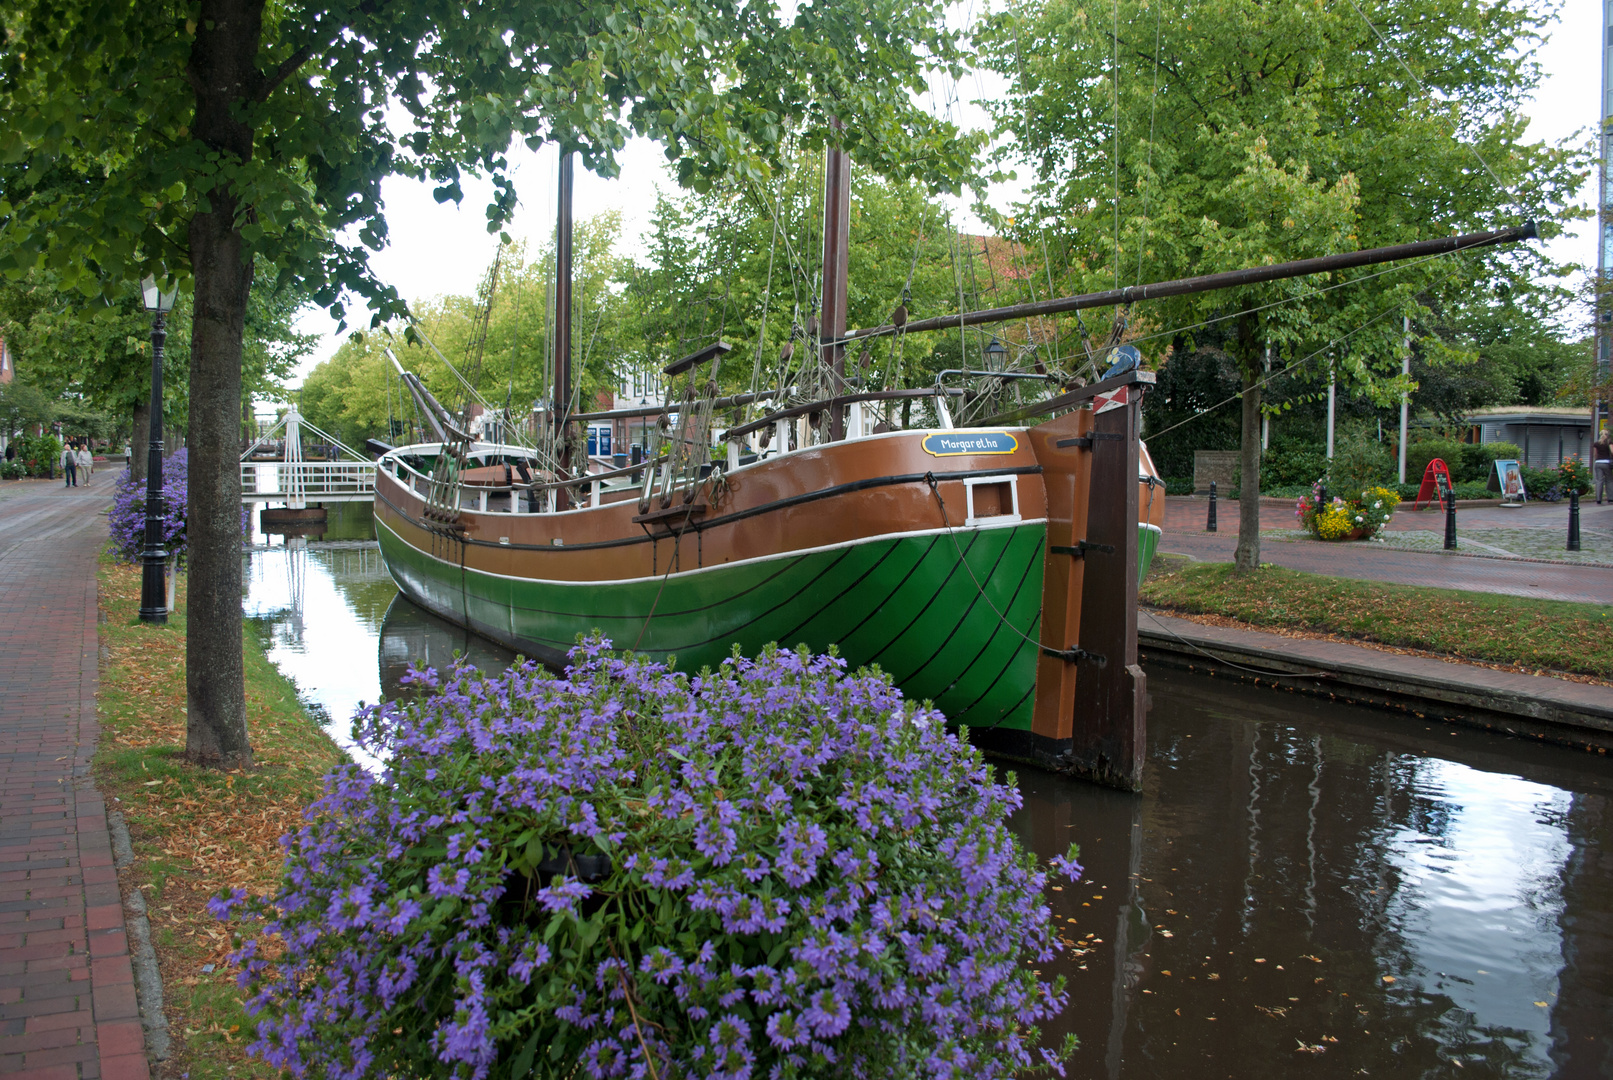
[963,476,1021,527]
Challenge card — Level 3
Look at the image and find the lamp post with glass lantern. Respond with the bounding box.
[139,276,177,624]
[985,337,1007,370]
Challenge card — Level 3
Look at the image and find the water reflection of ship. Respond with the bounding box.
[1014,666,1613,1078]
[377,593,517,702]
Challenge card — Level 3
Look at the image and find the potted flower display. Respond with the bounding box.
[1295,481,1400,541]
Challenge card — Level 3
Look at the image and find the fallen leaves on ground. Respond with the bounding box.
[97,559,345,1080]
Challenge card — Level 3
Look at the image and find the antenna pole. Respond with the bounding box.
[821,126,851,440]
[554,150,575,505]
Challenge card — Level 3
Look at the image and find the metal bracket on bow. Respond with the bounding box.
[1050,540,1117,558]
[1041,646,1107,667]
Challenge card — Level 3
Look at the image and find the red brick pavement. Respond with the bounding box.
[1159,496,1613,604]
[0,485,150,1080]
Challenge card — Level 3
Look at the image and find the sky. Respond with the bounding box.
[284,0,1604,391]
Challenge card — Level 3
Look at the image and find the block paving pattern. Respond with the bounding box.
[1160,497,1613,604]
[1,484,149,1079]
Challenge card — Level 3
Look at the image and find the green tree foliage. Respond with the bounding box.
[621,156,1030,422]
[1,0,975,767]
[981,0,1589,567]
[301,218,630,447]
[0,376,57,440]
[0,265,313,444]
[308,170,1016,447]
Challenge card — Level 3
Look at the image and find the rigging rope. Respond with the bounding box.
[1136,0,1165,287]
[1341,0,1526,219]
[1145,302,1404,442]
[1112,0,1121,290]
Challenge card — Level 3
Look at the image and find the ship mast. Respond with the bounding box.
[553,150,575,507]
[820,129,851,440]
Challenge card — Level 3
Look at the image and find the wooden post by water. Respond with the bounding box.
[1066,381,1145,790]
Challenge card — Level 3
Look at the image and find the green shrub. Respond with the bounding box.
[1164,477,1194,495]
[1519,464,1569,501]
[1328,425,1395,499]
[11,434,63,478]
[1260,438,1328,488]
[1396,480,1493,503]
[1406,438,1464,484]
[1460,442,1520,484]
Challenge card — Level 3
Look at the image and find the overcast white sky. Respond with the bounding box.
[285,0,1603,390]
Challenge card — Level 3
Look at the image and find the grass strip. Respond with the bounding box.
[96,556,346,1079]
[1140,557,1613,681]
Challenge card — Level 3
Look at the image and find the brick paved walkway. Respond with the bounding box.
[0,484,149,1080]
[1160,496,1613,604]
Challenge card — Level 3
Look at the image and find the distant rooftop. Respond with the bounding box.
[1462,405,1590,422]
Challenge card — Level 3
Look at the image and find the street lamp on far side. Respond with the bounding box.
[139,275,177,624]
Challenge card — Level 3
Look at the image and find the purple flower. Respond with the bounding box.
[105,450,250,563]
[221,638,1072,1080]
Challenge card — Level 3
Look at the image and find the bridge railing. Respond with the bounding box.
[241,460,377,503]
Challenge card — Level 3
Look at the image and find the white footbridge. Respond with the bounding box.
[240,404,376,505]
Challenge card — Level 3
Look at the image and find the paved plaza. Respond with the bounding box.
[0,482,149,1080]
[1161,496,1613,604]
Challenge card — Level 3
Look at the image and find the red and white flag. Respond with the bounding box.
[1093,385,1128,415]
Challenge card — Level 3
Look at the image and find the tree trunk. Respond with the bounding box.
[1233,368,1261,571]
[1233,317,1262,573]
[130,400,149,483]
[183,0,263,769]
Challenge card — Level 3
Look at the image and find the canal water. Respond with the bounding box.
[242,505,1612,1079]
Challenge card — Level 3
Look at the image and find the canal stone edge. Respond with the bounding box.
[1139,611,1613,753]
[110,810,173,1062]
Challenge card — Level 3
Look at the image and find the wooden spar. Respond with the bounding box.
[842,223,1538,343]
[820,131,852,440]
[554,150,575,509]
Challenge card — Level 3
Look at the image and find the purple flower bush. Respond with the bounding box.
[107,449,249,562]
[219,639,1082,1079]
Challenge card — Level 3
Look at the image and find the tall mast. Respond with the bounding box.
[820,129,851,440]
[554,150,575,502]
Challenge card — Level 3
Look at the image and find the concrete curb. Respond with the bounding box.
[1138,610,1613,753]
[1260,533,1613,571]
[109,811,172,1062]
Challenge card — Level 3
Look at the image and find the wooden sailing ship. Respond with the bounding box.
[370,146,1534,790]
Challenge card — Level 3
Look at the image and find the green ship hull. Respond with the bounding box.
[376,516,1161,733]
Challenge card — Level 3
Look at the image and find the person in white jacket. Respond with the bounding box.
[76,445,93,486]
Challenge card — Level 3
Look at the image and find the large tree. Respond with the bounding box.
[0,0,973,766]
[982,0,1588,570]
[0,264,313,479]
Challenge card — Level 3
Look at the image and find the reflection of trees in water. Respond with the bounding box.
[1549,792,1613,1074]
[1012,669,1605,1079]
[315,546,397,628]
[376,594,517,703]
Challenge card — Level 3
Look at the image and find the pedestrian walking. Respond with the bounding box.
[1595,427,1613,505]
[61,443,77,487]
[76,444,93,486]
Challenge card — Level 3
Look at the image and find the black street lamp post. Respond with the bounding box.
[139,276,177,624]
